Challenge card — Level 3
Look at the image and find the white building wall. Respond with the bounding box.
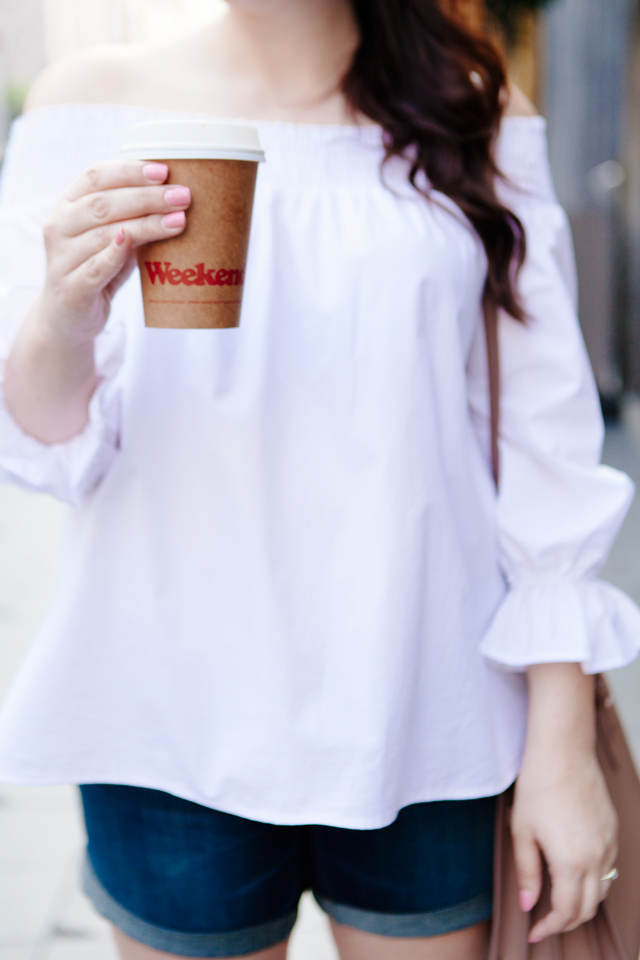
[43,0,225,60]
[0,0,225,146]
[0,0,46,86]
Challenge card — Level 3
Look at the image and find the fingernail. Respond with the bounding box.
[162,211,186,229]
[114,228,125,247]
[519,891,535,913]
[143,163,169,182]
[164,187,191,207]
[528,937,543,944]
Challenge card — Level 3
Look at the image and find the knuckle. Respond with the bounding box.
[567,859,588,877]
[551,887,580,920]
[514,862,538,885]
[90,192,110,221]
[559,853,588,875]
[95,225,112,249]
[136,184,155,210]
[84,256,103,283]
[594,850,609,871]
[85,165,101,190]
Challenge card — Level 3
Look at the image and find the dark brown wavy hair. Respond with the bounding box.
[342,0,526,322]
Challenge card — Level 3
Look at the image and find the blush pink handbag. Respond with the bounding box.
[483,304,640,960]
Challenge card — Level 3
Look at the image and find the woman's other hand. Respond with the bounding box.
[4,161,190,444]
[512,663,618,943]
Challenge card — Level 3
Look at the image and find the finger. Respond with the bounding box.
[59,183,191,239]
[51,212,187,276]
[597,861,617,904]
[528,870,584,943]
[60,228,136,310]
[64,160,169,203]
[550,874,603,935]
[598,855,618,902]
[512,830,543,914]
[104,249,138,303]
[573,874,602,928]
[598,878,613,905]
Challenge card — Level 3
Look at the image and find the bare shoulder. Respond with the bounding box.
[24,45,142,112]
[503,83,539,118]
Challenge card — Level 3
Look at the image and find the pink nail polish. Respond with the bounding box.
[165,187,191,207]
[114,228,125,247]
[143,163,169,182]
[162,211,186,229]
[529,937,543,944]
[519,891,535,913]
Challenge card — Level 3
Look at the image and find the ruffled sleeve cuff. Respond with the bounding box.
[480,579,640,675]
[0,323,123,507]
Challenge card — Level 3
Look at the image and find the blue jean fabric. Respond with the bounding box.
[80,784,496,957]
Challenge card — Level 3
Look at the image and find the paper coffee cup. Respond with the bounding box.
[121,121,265,329]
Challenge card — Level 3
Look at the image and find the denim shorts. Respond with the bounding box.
[80,784,495,957]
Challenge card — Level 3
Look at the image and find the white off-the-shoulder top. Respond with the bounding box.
[0,105,638,828]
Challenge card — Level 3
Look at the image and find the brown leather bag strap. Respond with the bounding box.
[483,297,500,487]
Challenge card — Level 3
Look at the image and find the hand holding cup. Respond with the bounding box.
[40,161,191,343]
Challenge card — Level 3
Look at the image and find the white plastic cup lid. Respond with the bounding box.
[120,120,265,162]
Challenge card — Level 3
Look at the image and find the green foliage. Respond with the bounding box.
[6,84,29,120]
[486,0,556,44]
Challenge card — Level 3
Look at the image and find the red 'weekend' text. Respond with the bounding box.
[144,262,245,287]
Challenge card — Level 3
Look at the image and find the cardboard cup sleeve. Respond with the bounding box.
[121,121,264,329]
[137,159,258,329]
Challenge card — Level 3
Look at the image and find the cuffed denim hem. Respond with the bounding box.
[82,857,297,957]
[315,889,492,938]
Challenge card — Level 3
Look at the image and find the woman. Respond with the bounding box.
[0,1,638,958]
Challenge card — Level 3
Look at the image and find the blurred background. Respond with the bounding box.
[1,1,640,959]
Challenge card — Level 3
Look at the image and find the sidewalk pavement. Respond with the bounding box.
[2,398,640,959]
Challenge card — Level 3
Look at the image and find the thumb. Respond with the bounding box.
[513,829,543,913]
[105,245,137,301]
